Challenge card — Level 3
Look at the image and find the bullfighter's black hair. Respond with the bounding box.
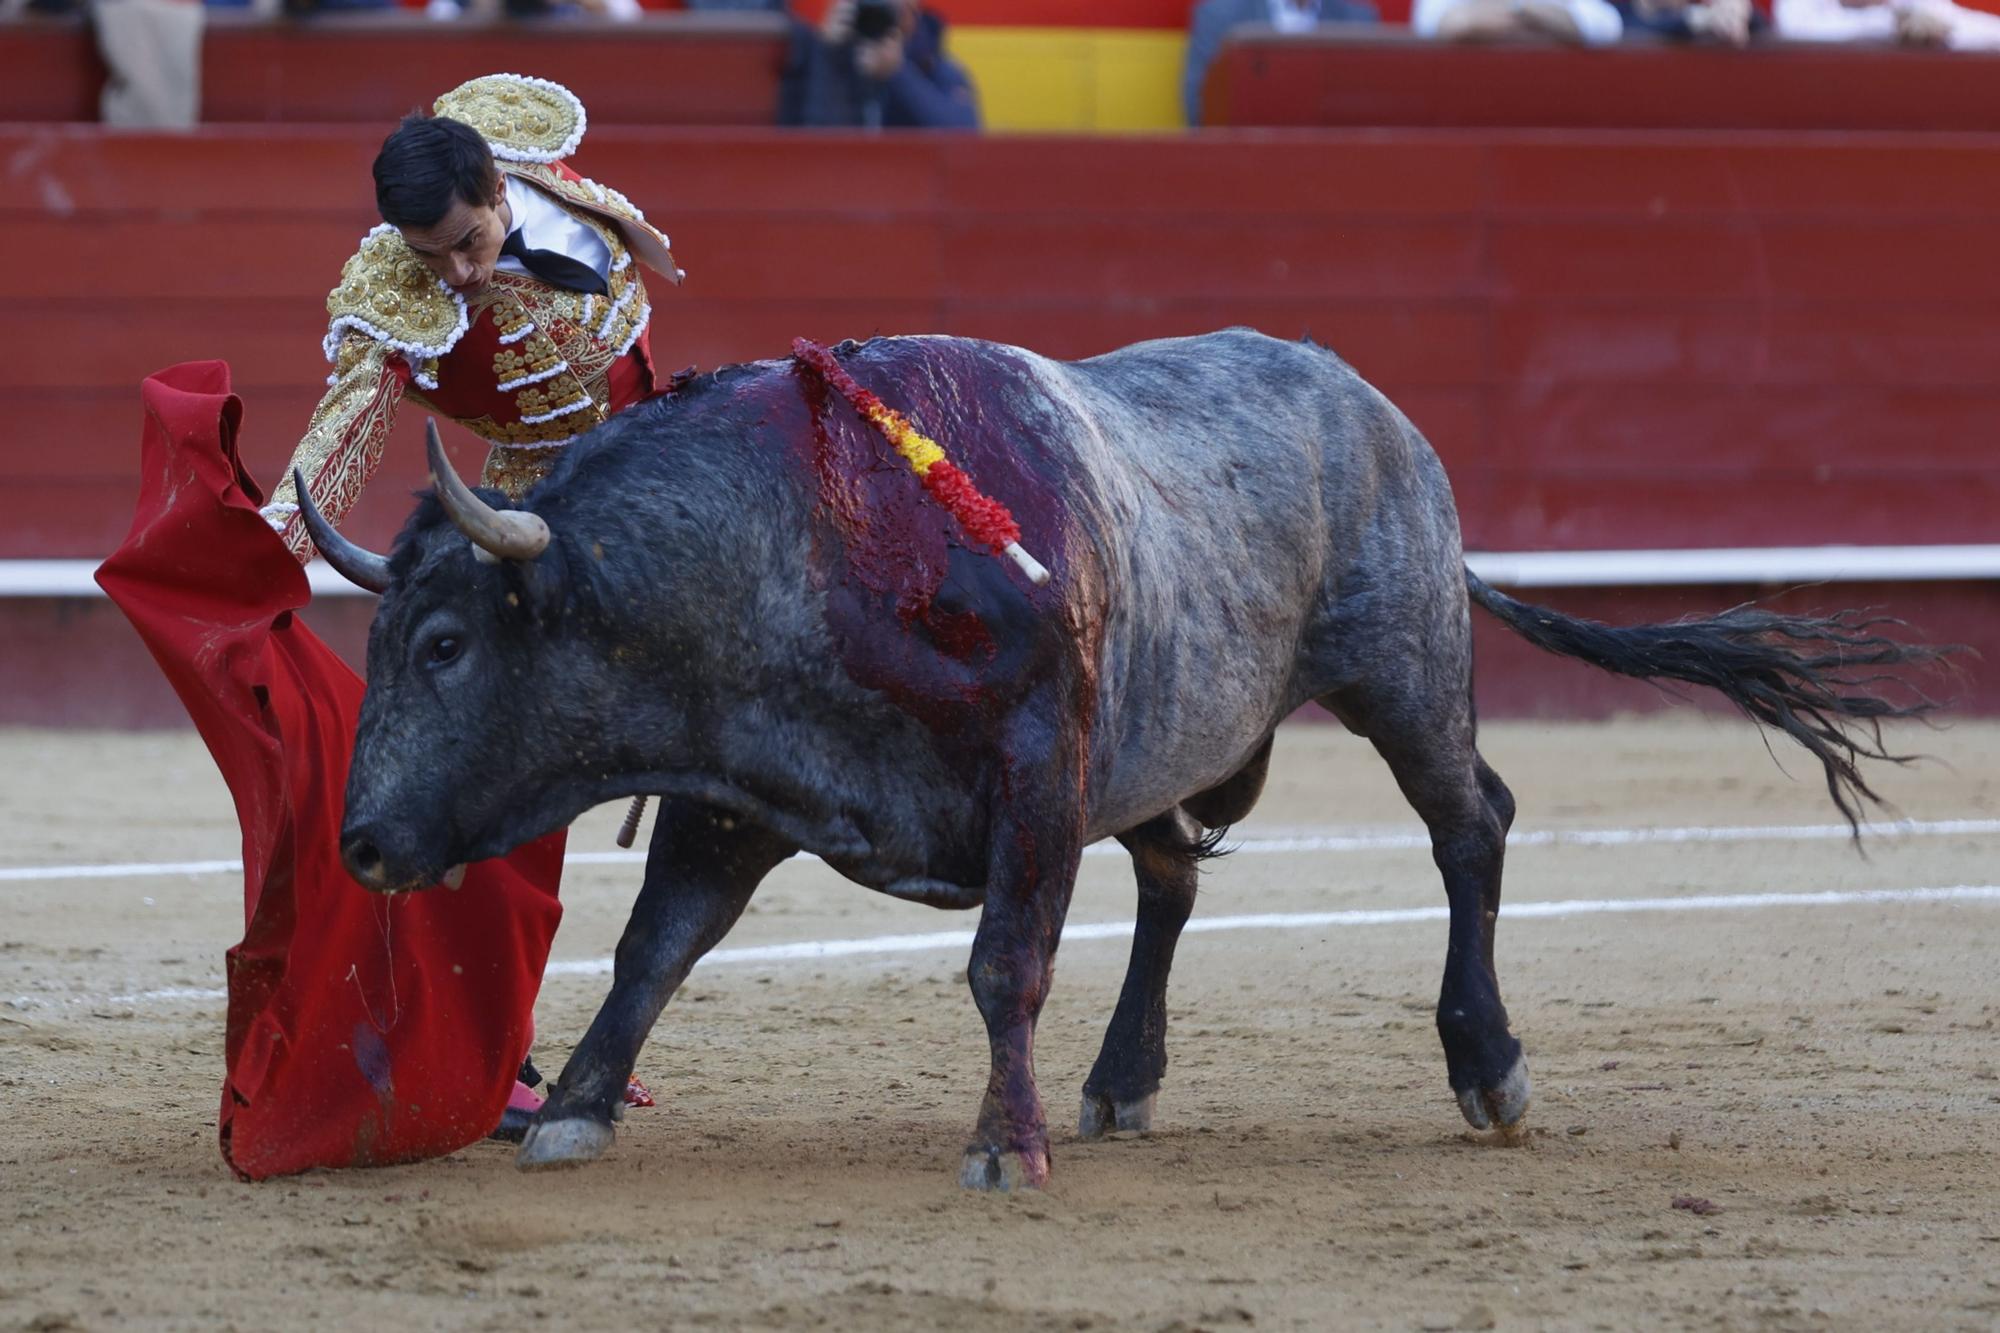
[374,113,501,230]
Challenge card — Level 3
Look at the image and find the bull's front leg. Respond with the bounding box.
[517,798,794,1171]
[959,767,1085,1192]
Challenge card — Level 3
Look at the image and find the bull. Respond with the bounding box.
[301,329,1944,1190]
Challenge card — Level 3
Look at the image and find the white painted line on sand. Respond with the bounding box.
[7,818,2000,887]
[0,857,246,883]
[547,883,2000,976]
[26,882,1999,1012]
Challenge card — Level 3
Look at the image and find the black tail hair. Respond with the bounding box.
[1464,571,1962,832]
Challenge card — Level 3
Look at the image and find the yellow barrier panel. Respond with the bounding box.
[946,27,1190,133]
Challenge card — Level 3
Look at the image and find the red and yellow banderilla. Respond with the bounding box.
[791,338,1051,587]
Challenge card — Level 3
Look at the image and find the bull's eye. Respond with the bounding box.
[428,635,462,667]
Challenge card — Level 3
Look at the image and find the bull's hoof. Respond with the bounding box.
[958,1146,1048,1192]
[1077,1090,1156,1139]
[515,1116,615,1171]
[1455,1055,1532,1137]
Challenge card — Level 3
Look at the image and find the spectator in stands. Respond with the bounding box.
[779,0,980,129]
[1614,0,1763,42]
[1414,0,1625,43]
[93,0,202,125]
[1774,0,2000,48]
[1181,0,1382,128]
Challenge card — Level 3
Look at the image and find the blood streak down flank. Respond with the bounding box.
[791,338,1050,586]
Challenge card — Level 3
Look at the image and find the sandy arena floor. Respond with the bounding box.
[3,716,1998,1332]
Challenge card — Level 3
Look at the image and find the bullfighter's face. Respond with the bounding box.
[398,180,510,297]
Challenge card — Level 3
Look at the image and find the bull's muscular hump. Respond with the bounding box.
[327,328,1946,1189]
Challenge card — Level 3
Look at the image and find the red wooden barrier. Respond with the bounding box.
[0,12,788,126]
[0,20,102,122]
[7,125,1996,557]
[198,12,788,125]
[1203,32,2000,131]
[3,125,1995,720]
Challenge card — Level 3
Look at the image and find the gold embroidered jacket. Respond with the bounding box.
[263,74,681,561]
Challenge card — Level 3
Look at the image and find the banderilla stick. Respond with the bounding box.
[616,795,648,849]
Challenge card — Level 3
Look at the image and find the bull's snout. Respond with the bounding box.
[341,820,468,893]
[340,826,397,892]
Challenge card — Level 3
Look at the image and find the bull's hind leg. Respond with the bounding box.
[517,798,794,1171]
[1078,809,1201,1138]
[1323,684,1529,1135]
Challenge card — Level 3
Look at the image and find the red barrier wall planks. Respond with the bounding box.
[939,138,1490,219]
[1489,304,2000,391]
[1485,139,2000,217]
[6,125,1996,592]
[1204,36,2000,131]
[0,23,102,122]
[195,15,787,124]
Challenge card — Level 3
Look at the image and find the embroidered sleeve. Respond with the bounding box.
[262,334,410,563]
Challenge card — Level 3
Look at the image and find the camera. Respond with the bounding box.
[853,0,901,40]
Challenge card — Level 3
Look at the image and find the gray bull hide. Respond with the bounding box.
[307,329,1944,1190]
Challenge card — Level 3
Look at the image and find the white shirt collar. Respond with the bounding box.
[496,175,612,284]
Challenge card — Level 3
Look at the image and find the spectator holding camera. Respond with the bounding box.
[779,0,980,129]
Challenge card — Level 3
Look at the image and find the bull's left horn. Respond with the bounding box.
[295,467,393,593]
[425,419,551,562]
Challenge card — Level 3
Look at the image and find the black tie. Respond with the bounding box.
[501,227,609,296]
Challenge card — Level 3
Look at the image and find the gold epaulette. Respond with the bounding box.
[322,224,467,385]
[502,161,682,286]
[434,73,682,286]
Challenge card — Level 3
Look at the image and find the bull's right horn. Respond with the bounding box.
[295,468,393,593]
[425,420,551,563]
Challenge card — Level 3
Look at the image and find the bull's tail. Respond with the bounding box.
[1463,570,1960,830]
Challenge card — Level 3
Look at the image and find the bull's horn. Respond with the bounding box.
[295,467,392,593]
[425,419,551,562]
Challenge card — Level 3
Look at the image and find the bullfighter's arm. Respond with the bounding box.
[260,333,411,563]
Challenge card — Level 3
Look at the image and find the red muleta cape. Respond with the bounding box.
[96,361,565,1180]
